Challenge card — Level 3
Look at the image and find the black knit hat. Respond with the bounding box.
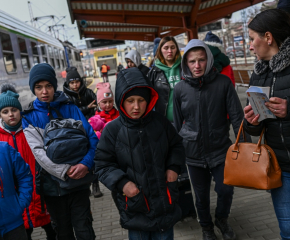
[124,87,151,104]
[29,63,57,94]
[66,68,81,84]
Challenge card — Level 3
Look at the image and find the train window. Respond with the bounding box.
[50,58,55,68]
[31,42,38,55]
[0,32,17,74]
[41,46,46,55]
[48,46,55,68]
[60,50,66,68]
[18,38,30,72]
[68,49,72,60]
[47,46,53,56]
[31,42,40,65]
[40,45,47,63]
[54,48,60,69]
[74,51,80,61]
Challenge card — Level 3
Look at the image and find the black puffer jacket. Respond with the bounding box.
[63,79,96,119]
[244,37,290,173]
[95,68,184,231]
[173,40,245,169]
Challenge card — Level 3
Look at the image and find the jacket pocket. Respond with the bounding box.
[0,194,23,226]
[179,127,199,159]
[125,191,150,214]
[166,181,179,205]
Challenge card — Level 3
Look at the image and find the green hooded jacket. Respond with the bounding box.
[207,45,230,72]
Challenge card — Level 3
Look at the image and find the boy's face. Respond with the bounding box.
[69,80,81,92]
[123,95,147,119]
[34,80,55,103]
[99,99,114,112]
[186,49,207,78]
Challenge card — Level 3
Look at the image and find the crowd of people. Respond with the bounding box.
[0,7,290,240]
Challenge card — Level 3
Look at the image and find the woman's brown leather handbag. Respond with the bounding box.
[224,121,282,190]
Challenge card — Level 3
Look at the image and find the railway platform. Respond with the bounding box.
[32,76,281,240]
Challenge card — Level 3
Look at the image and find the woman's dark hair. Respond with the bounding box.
[248,9,290,47]
[155,36,181,65]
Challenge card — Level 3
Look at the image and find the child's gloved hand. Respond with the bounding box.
[123,181,140,198]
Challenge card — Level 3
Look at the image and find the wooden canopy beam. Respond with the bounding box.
[73,9,190,17]
[70,0,194,6]
[74,14,184,27]
[190,0,201,27]
[84,32,155,41]
[161,28,186,37]
[83,25,159,30]
[197,0,264,26]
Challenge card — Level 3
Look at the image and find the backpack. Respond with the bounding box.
[25,107,97,190]
[43,107,97,189]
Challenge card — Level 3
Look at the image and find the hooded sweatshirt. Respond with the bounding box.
[155,56,181,122]
[125,50,141,67]
[205,44,230,73]
[174,39,246,168]
[181,39,214,79]
[125,49,150,76]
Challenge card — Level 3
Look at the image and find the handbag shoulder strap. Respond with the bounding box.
[232,120,265,160]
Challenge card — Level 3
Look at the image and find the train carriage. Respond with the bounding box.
[0,10,83,108]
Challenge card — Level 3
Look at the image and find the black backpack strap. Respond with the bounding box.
[48,106,63,120]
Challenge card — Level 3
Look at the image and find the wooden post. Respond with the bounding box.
[232,35,237,66]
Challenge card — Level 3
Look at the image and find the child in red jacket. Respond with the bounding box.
[94,82,119,122]
[88,82,119,198]
[0,84,55,240]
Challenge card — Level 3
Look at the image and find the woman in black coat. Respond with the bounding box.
[244,9,290,239]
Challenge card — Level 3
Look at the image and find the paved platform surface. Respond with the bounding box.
[32,76,281,240]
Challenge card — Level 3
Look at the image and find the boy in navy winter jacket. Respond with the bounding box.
[0,142,33,240]
[22,63,98,240]
[95,68,185,240]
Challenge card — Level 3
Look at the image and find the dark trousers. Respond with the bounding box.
[44,189,95,240]
[128,227,173,240]
[187,163,234,228]
[1,225,27,240]
[102,73,108,82]
[26,222,56,240]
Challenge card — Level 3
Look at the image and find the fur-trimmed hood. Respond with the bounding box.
[254,36,290,75]
[204,41,225,53]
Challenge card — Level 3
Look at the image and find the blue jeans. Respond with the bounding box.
[271,171,290,240]
[128,227,173,240]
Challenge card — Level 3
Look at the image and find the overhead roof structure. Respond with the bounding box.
[67,0,265,42]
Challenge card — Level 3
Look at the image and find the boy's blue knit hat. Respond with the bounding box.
[0,84,22,111]
[29,63,57,94]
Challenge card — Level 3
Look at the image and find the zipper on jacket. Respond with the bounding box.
[270,76,276,97]
[156,71,170,116]
[11,134,19,152]
[279,120,290,161]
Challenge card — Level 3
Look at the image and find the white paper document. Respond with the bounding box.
[246,86,276,122]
